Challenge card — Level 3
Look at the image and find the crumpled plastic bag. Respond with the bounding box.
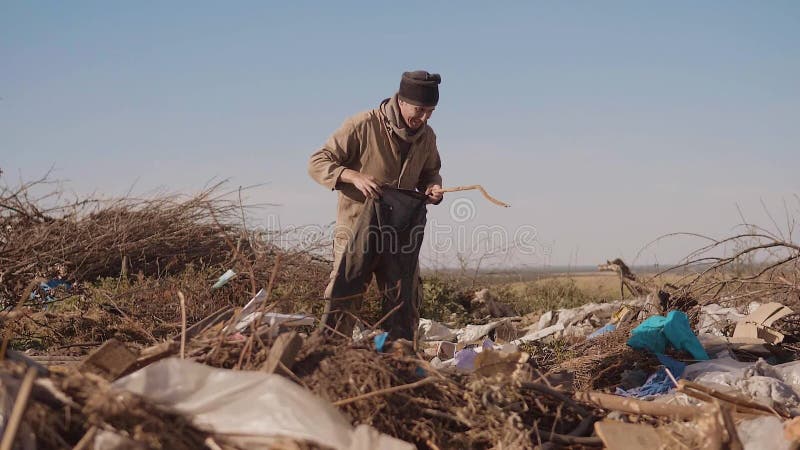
[112,358,413,450]
[627,310,709,360]
[418,318,457,341]
[737,416,792,450]
[686,358,800,412]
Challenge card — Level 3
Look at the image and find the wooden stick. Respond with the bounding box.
[265,253,281,301]
[716,401,744,450]
[0,367,37,450]
[432,185,510,207]
[575,391,701,419]
[521,381,592,417]
[678,380,783,417]
[72,426,98,450]
[536,428,603,446]
[333,377,437,406]
[178,291,187,359]
[677,384,768,418]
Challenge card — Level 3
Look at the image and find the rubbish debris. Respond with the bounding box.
[374,331,389,352]
[78,338,138,381]
[211,269,237,289]
[417,318,457,341]
[588,323,616,339]
[614,354,686,398]
[733,302,795,345]
[28,279,71,305]
[471,288,517,318]
[113,358,414,450]
[628,310,710,360]
[594,420,665,449]
[227,288,315,334]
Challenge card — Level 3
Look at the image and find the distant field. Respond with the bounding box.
[420,267,692,320]
[506,272,627,303]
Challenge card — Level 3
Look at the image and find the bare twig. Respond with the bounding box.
[432,185,510,207]
[333,377,438,406]
[178,291,187,359]
[0,367,37,450]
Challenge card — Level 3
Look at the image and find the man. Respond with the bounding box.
[308,70,444,341]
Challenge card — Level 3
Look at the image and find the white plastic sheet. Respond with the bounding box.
[225,288,314,333]
[697,303,746,336]
[512,323,564,344]
[685,358,800,412]
[526,298,646,339]
[112,358,413,450]
[418,318,457,341]
[737,416,791,450]
[457,321,505,343]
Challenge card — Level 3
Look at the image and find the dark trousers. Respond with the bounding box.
[322,188,428,341]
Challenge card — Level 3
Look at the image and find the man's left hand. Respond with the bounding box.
[425,185,444,204]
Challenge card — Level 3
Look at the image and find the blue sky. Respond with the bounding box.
[2,1,798,267]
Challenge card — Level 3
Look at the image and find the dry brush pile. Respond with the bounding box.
[0,175,329,353]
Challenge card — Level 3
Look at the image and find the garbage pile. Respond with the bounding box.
[0,291,592,449]
[6,278,800,450]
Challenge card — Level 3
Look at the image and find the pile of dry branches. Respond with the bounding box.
[654,225,800,309]
[0,175,330,353]
[0,175,247,299]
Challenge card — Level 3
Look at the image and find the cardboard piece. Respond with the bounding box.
[117,341,181,379]
[473,348,527,378]
[733,302,793,344]
[79,339,138,381]
[436,341,457,359]
[262,331,303,376]
[594,420,664,450]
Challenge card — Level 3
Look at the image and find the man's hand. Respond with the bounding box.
[340,169,382,199]
[425,184,443,204]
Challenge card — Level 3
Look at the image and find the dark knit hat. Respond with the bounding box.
[398,71,441,107]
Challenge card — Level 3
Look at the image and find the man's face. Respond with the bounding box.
[398,99,435,130]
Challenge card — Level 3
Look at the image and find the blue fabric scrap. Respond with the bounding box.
[616,367,674,398]
[29,279,72,304]
[616,355,687,398]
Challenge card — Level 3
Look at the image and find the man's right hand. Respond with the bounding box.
[340,169,382,199]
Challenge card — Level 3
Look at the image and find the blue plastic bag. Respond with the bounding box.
[588,323,616,339]
[374,332,389,352]
[627,311,709,360]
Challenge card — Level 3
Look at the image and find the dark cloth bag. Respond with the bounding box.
[323,187,428,340]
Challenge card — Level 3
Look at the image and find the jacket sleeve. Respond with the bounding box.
[308,119,360,190]
[417,133,443,202]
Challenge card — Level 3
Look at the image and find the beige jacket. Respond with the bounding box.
[308,98,443,244]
